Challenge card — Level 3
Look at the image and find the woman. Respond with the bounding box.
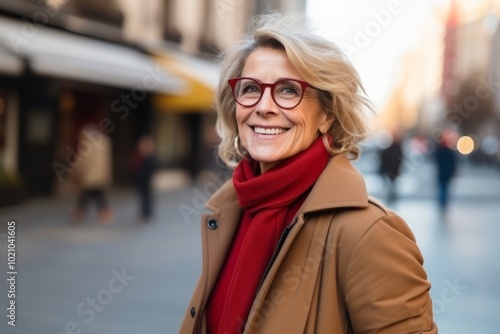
[180,13,437,334]
[72,124,114,224]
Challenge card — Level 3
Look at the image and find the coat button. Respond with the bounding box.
[190,307,196,318]
[207,218,218,230]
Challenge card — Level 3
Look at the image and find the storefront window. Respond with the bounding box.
[26,109,52,145]
[156,113,189,167]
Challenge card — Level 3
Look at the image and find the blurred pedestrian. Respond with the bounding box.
[72,124,114,223]
[180,13,436,334]
[130,135,157,222]
[378,130,403,202]
[434,130,458,213]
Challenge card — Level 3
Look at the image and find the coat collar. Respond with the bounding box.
[205,154,368,214]
[301,153,369,213]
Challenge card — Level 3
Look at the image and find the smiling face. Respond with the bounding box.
[236,47,332,173]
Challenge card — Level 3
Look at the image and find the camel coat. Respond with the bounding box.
[180,154,437,333]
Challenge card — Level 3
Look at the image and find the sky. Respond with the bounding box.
[306,0,443,110]
[306,0,500,122]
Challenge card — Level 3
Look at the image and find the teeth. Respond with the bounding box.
[254,127,287,135]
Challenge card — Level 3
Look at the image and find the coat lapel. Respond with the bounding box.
[201,181,242,299]
[301,154,369,214]
[245,211,336,333]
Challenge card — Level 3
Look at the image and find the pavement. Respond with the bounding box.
[0,156,499,334]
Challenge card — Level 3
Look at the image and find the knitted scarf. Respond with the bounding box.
[207,136,330,334]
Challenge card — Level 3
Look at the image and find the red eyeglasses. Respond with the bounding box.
[228,77,313,109]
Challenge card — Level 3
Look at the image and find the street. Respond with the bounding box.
[1,157,500,334]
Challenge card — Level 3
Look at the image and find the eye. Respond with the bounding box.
[275,81,301,97]
[239,81,261,96]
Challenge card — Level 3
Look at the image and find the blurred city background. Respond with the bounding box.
[0,0,499,333]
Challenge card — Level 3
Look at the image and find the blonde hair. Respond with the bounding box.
[216,12,373,168]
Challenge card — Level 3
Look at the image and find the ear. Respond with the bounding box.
[318,112,334,134]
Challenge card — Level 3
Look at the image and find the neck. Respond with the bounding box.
[259,161,278,174]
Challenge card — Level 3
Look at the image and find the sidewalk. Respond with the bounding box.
[0,182,204,334]
[0,168,195,227]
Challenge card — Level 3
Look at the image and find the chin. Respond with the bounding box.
[248,151,278,163]
[250,155,280,164]
[249,149,288,163]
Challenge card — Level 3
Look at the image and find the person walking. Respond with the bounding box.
[434,130,458,213]
[378,130,404,203]
[72,124,114,223]
[130,135,157,222]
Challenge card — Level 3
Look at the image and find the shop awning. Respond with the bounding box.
[151,48,220,113]
[0,46,23,76]
[0,17,185,94]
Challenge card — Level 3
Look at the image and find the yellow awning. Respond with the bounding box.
[152,52,219,113]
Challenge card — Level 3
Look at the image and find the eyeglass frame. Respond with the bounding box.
[228,77,314,110]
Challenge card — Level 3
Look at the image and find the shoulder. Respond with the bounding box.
[335,203,434,333]
[314,195,418,273]
[322,195,389,237]
[331,196,416,247]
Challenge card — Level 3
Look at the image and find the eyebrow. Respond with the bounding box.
[239,77,304,83]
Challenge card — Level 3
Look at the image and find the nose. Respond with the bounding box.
[256,87,278,116]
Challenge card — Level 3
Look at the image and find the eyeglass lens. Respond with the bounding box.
[233,78,305,109]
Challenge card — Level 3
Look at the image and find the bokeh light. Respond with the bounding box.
[456,135,475,155]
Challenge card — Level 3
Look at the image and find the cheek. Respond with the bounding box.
[235,105,249,120]
[235,107,250,134]
[235,108,244,126]
[291,104,323,133]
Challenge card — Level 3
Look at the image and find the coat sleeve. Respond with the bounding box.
[343,212,438,333]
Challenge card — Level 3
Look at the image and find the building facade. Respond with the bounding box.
[0,0,307,204]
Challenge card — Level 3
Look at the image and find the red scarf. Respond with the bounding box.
[207,137,330,334]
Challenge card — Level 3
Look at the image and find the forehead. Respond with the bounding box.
[241,47,302,79]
